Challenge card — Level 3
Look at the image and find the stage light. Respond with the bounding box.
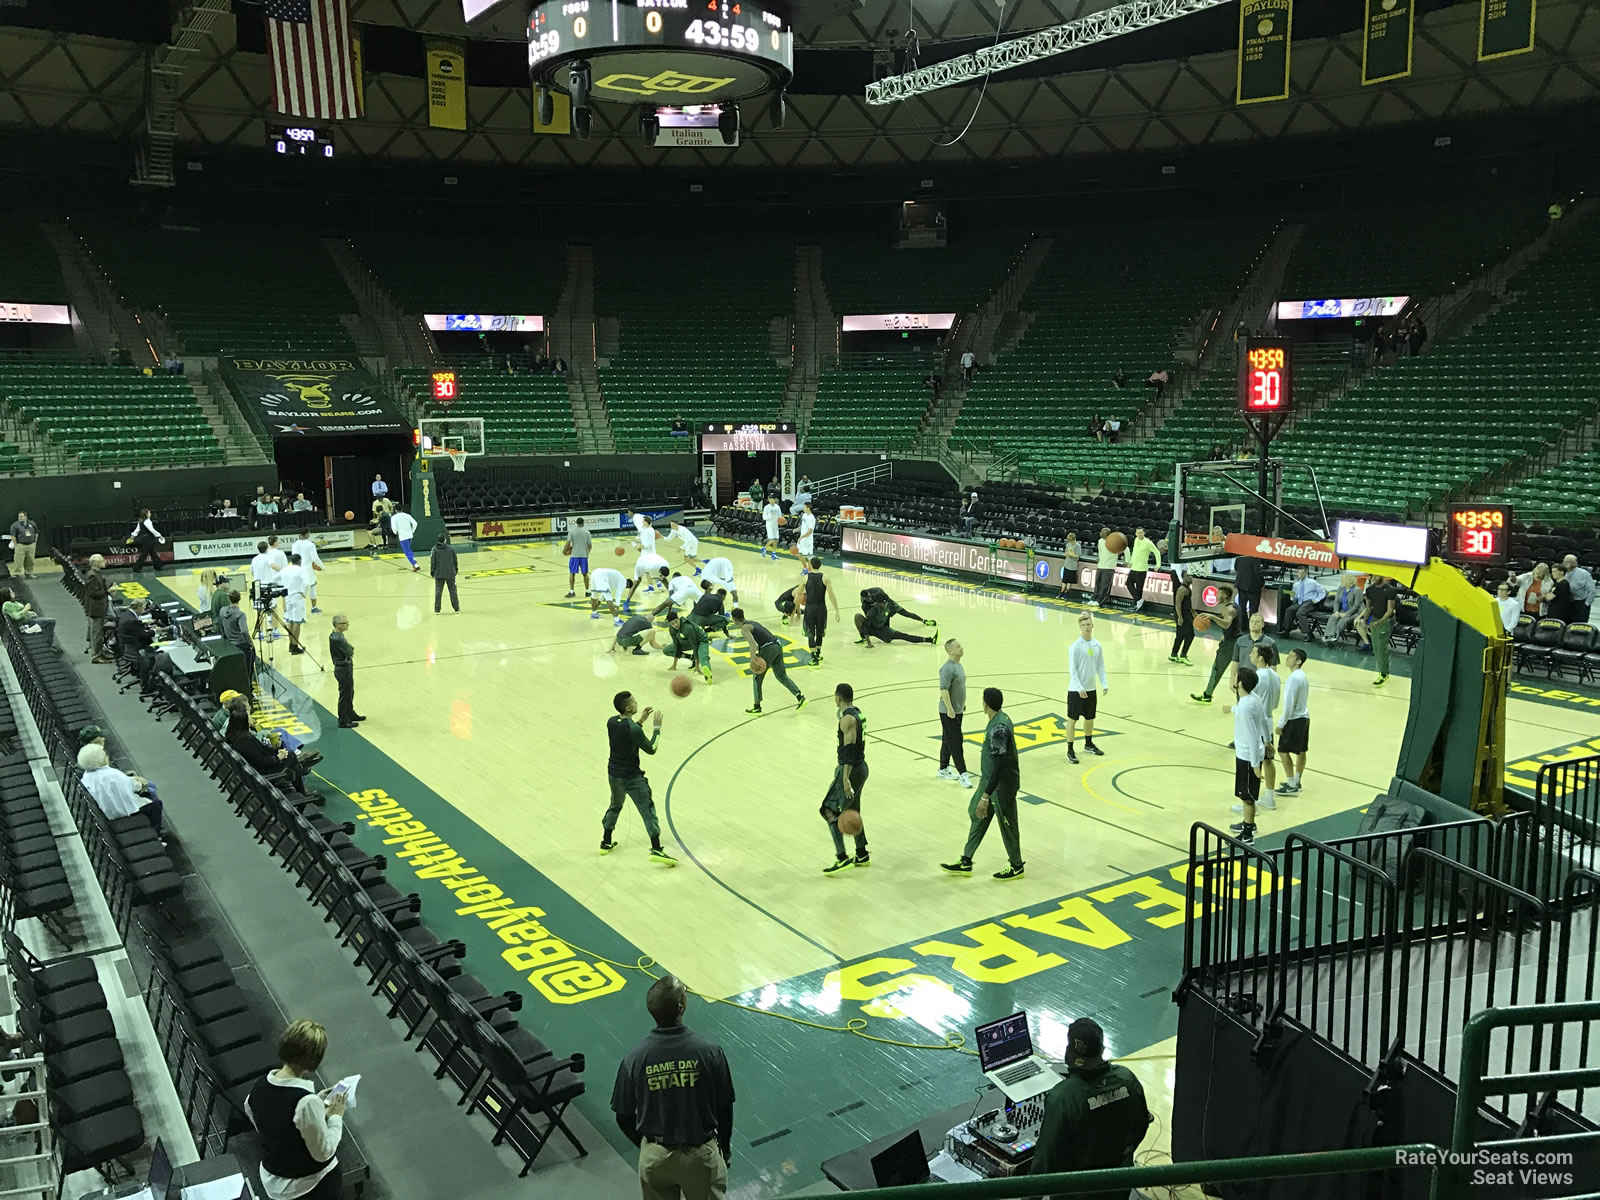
[536,85,554,127]
[574,105,592,140]
[718,103,739,146]
[768,90,785,129]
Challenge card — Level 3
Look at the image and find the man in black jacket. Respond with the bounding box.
[429,533,460,613]
[1029,1018,1151,1200]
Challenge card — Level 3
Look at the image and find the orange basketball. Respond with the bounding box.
[343,510,355,521]
[778,515,788,526]
[561,541,572,556]
[837,809,863,836]
[1106,532,1129,554]
[1194,612,1212,632]
[751,656,768,675]
[670,674,693,697]
[614,545,626,556]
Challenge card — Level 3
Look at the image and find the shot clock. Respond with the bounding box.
[430,371,459,405]
[1443,503,1511,567]
[1238,338,1294,413]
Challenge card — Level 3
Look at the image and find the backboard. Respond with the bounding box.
[1172,458,1283,562]
[420,416,485,469]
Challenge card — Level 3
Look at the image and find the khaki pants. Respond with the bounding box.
[14,544,35,576]
[638,1139,726,1200]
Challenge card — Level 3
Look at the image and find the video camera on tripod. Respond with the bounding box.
[253,582,287,611]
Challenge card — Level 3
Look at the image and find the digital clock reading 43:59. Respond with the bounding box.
[1443,503,1512,567]
[1237,337,1295,414]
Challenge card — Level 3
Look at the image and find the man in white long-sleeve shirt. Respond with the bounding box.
[1275,648,1312,797]
[1227,667,1272,845]
[664,520,701,573]
[1065,613,1109,764]
[128,509,165,573]
[1230,644,1280,806]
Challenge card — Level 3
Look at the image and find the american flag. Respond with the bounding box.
[266,0,362,121]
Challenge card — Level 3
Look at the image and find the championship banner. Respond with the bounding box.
[1237,0,1293,105]
[1478,0,1535,61]
[174,528,359,563]
[1362,0,1413,85]
[426,40,467,131]
[533,89,571,135]
[221,355,407,437]
[351,26,365,114]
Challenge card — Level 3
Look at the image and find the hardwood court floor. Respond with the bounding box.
[146,538,1600,1193]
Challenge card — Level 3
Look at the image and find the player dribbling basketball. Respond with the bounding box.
[821,683,868,874]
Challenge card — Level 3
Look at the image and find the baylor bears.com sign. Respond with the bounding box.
[222,356,408,438]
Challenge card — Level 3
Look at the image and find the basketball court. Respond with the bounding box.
[132,533,1600,1192]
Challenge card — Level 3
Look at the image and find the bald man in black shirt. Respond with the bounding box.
[612,975,735,1200]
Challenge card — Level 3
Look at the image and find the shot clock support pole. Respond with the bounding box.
[1241,411,1289,537]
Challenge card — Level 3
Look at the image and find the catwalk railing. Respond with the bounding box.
[1181,812,1598,1128]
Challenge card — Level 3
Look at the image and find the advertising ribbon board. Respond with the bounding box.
[223,356,408,437]
[174,528,359,563]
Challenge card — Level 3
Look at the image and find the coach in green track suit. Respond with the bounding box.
[664,612,713,684]
[941,686,1025,880]
[733,608,805,716]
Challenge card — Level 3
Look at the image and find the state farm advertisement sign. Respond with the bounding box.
[1224,533,1338,569]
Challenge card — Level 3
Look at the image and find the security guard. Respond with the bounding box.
[612,975,736,1200]
[1029,1018,1151,1200]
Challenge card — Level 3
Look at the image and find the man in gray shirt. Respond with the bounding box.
[1562,554,1595,616]
[566,518,594,598]
[8,511,38,578]
[937,638,971,787]
[217,590,256,684]
[429,533,460,614]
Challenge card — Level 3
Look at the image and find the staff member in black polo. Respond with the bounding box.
[612,975,735,1200]
[1029,1018,1151,1200]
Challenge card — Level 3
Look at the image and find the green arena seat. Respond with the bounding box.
[80,221,358,356]
[595,239,791,452]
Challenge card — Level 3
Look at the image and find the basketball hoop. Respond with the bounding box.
[445,449,467,473]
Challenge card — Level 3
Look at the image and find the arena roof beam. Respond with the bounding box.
[864,0,1233,105]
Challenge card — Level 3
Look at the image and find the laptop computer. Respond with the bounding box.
[870,1129,933,1186]
[975,1011,1060,1101]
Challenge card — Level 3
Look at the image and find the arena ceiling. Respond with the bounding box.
[0,0,1594,171]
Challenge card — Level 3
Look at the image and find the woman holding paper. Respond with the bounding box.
[245,1020,348,1198]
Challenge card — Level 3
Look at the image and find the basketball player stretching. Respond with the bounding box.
[601,692,675,864]
[821,683,869,874]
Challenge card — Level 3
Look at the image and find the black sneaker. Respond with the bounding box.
[745,704,762,715]
[599,838,616,854]
[1066,748,1079,764]
[993,864,1026,880]
[823,856,854,875]
[1191,693,1212,704]
[1083,741,1104,756]
[795,695,807,710]
[1234,824,1256,844]
[649,846,677,866]
[630,647,647,656]
[853,851,871,867]
[809,652,823,668]
[940,859,973,874]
